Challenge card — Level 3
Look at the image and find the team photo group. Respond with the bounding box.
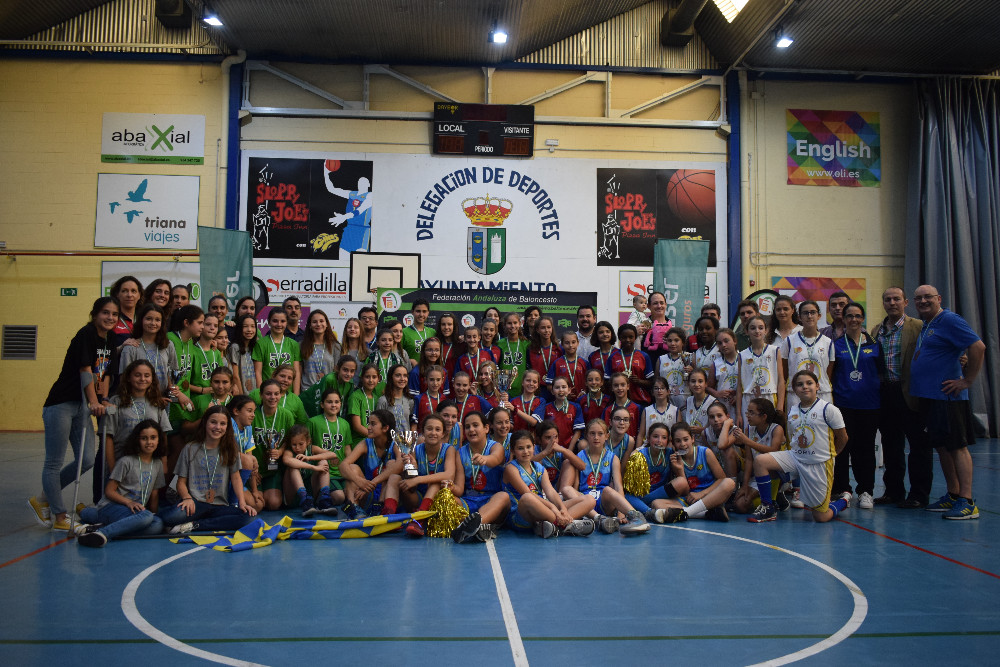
[31,274,986,549]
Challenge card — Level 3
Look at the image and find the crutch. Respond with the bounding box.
[69,374,94,536]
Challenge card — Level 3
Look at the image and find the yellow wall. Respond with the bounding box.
[0,59,228,429]
[740,77,914,310]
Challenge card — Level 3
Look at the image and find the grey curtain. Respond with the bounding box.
[905,78,999,436]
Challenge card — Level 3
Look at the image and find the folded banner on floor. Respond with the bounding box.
[172,511,434,552]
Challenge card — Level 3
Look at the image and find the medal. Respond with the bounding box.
[850,370,863,381]
[207,489,215,503]
[846,335,864,383]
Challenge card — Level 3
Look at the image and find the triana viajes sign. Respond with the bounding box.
[101,112,205,164]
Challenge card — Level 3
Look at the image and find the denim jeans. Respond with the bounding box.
[80,503,163,540]
[158,500,253,531]
[42,401,95,516]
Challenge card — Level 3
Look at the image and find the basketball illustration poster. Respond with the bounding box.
[596,167,717,267]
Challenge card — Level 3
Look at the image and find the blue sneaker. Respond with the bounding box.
[926,493,956,512]
[943,498,979,520]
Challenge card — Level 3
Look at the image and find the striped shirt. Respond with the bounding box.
[875,316,905,382]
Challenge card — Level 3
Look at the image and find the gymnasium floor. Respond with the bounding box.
[1,432,998,666]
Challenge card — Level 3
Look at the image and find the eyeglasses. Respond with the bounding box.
[913,295,939,302]
[612,417,630,423]
[746,410,761,416]
[844,314,865,320]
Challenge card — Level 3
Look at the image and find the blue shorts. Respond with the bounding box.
[507,507,534,531]
[460,495,492,513]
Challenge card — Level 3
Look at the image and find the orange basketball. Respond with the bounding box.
[665,169,715,226]
[325,159,341,172]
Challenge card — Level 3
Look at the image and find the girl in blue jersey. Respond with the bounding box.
[532,419,585,490]
[607,405,638,462]
[561,419,650,535]
[665,422,735,521]
[623,422,689,524]
[451,411,510,538]
[502,430,595,538]
[338,408,401,519]
[386,413,457,537]
[488,407,513,462]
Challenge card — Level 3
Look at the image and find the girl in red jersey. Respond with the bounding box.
[602,372,641,440]
[528,316,563,391]
[539,376,584,451]
[605,324,653,405]
[579,368,611,424]
[587,321,617,376]
[509,368,545,432]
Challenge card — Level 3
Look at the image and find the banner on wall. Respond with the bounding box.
[597,168,718,267]
[246,157,374,262]
[95,174,199,249]
[652,240,710,335]
[100,261,201,305]
[101,113,205,164]
[771,276,867,325]
[198,228,253,312]
[374,287,597,338]
[786,109,880,187]
[617,269,719,326]
[240,151,729,324]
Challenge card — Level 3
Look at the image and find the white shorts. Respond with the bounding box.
[770,450,834,512]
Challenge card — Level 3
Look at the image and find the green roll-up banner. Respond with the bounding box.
[198,227,254,311]
[652,239,710,334]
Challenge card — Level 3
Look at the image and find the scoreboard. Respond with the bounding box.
[432,103,534,157]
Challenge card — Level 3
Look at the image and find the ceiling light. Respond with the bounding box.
[203,15,223,27]
[491,30,508,44]
[775,27,793,48]
[712,0,750,23]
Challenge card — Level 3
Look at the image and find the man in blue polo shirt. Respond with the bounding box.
[908,285,986,520]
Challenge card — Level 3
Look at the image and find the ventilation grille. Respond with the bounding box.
[2,325,37,360]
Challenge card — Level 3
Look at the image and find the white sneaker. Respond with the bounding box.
[168,522,196,534]
[840,491,853,508]
[858,492,874,509]
[789,489,805,509]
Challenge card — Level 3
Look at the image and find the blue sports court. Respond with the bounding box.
[3,432,998,666]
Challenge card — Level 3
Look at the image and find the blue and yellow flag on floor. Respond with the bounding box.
[172,512,434,552]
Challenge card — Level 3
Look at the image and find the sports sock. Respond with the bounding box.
[686,499,708,519]
[830,498,847,516]
[382,498,398,514]
[756,475,773,505]
[418,497,433,511]
[319,485,330,497]
[296,487,308,502]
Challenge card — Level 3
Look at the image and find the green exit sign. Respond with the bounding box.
[61,288,77,296]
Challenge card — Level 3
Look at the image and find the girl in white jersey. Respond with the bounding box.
[709,328,740,417]
[737,316,785,427]
[731,397,785,514]
[781,300,835,408]
[684,369,716,444]
[636,376,679,451]
[747,371,848,523]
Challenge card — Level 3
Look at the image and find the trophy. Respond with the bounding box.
[496,368,514,394]
[264,431,281,471]
[392,429,419,479]
[170,365,191,389]
[682,352,693,382]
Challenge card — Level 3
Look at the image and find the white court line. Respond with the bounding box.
[663,525,868,666]
[121,546,269,667]
[487,539,529,667]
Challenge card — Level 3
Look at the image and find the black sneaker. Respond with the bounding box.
[300,496,317,517]
[706,506,730,522]
[596,514,620,534]
[77,531,108,548]
[451,512,482,544]
[663,507,688,523]
[475,523,497,542]
[775,488,790,511]
[747,503,777,523]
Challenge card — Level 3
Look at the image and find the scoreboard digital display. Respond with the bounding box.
[432,103,534,157]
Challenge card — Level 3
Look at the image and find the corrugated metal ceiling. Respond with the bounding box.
[4,0,1000,74]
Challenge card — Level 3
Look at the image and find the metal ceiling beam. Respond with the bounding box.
[247,61,361,109]
[364,64,460,103]
[517,71,610,106]
[619,75,721,117]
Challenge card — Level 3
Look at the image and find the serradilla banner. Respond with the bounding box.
[786,109,881,187]
[652,239,709,335]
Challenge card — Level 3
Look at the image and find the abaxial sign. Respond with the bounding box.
[101,113,205,164]
[94,174,200,249]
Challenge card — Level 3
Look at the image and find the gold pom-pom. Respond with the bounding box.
[623,451,650,497]
[426,487,469,538]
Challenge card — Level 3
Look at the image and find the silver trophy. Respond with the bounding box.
[392,429,419,479]
[264,431,281,471]
[496,368,514,394]
[682,352,693,382]
[170,366,191,387]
